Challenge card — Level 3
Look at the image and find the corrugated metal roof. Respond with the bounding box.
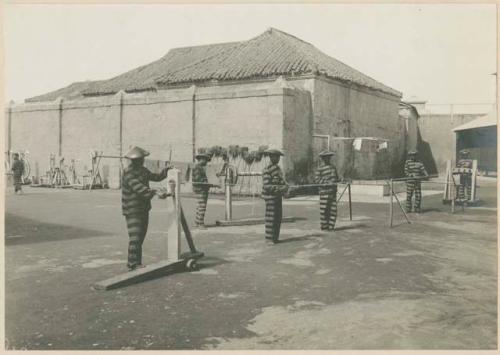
[453,110,497,131]
[26,28,401,101]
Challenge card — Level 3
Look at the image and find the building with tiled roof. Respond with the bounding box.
[11,28,409,187]
[27,28,400,102]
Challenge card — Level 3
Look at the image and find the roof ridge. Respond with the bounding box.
[169,40,241,51]
[265,27,315,46]
[282,33,401,95]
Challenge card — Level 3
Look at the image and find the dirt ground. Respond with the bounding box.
[4,178,498,350]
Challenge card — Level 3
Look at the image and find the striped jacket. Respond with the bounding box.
[457,159,473,169]
[192,162,209,194]
[262,163,287,199]
[314,163,338,193]
[404,159,428,180]
[121,166,168,216]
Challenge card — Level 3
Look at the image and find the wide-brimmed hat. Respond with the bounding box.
[264,149,284,156]
[319,150,335,157]
[125,146,150,159]
[459,149,470,155]
[195,153,211,160]
[408,150,418,155]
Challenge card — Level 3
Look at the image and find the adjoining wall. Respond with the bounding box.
[7,82,310,188]
[195,87,285,151]
[418,114,482,173]
[312,77,403,178]
[10,103,60,177]
[62,97,121,182]
[282,87,313,182]
[122,92,194,162]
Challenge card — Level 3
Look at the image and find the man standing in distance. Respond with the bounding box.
[314,150,339,231]
[192,153,212,229]
[262,149,288,244]
[404,150,428,213]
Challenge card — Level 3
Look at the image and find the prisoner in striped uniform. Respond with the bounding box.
[261,149,288,243]
[192,153,211,229]
[314,150,339,231]
[404,150,428,213]
[122,146,170,271]
[456,149,473,201]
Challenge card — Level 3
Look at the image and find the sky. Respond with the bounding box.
[3,4,497,113]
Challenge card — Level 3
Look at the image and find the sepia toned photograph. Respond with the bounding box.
[3,3,497,350]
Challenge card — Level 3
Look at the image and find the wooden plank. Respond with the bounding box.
[93,259,185,291]
[179,205,197,253]
[215,216,296,226]
[443,160,451,201]
[167,169,181,262]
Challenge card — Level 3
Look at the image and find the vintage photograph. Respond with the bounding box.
[3,3,497,350]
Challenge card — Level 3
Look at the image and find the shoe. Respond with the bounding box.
[128,264,146,271]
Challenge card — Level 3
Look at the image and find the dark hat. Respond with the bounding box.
[195,153,211,160]
[125,146,150,159]
[264,149,284,156]
[408,150,418,155]
[319,150,335,157]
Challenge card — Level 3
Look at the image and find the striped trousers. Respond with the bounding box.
[264,196,282,242]
[319,189,337,230]
[195,190,209,226]
[406,180,422,212]
[125,212,149,269]
[458,174,472,200]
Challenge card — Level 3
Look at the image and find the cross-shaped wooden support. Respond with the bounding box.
[94,169,204,291]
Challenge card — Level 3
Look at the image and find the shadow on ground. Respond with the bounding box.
[5,213,112,245]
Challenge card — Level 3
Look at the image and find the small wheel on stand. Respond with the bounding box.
[186,259,198,271]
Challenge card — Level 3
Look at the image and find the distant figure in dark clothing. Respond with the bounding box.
[456,149,473,201]
[11,153,24,194]
[121,146,171,271]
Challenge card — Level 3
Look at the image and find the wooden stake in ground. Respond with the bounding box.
[389,179,394,227]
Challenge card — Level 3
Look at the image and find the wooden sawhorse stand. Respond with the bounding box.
[94,169,204,290]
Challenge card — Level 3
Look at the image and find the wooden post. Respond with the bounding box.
[443,160,451,201]
[451,175,455,213]
[57,98,63,156]
[471,159,478,201]
[167,169,181,262]
[389,179,394,227]
[348,183,352,221]
[225,167,232,221]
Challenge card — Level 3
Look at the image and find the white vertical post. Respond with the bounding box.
[225,167,232,221]
[167,169,181,262]
[225,184,232,221]
[471,159,478,201]
[389,179,394,227]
